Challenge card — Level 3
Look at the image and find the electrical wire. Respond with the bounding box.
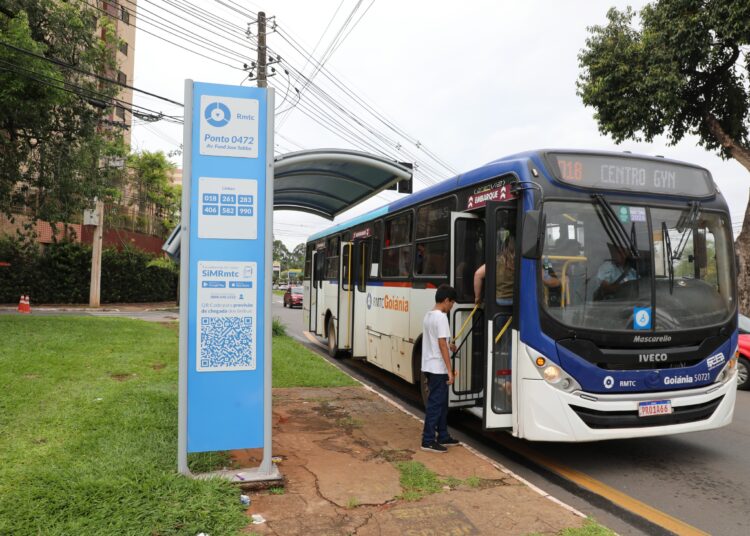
[0,40,184,107]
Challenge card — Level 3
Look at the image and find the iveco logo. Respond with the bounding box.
[639,353,668,363]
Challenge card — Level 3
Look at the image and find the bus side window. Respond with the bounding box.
[325,236,340,280]
[304,245,312,280]
[369,221,382,280]
[415,197,455,276]
[342,244,351,290]
[358,242,368,292]
[382,212,412,278]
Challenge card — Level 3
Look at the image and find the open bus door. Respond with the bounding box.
[449,212,486,408]
[336,242,355,355]
[483,202,517,430]
[309,250,322,334]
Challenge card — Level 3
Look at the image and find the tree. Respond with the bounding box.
[126,150,180,237]
[273,239,290,266]
[0,1,120,226]
[577,0,750,309]
[289,243,305,269]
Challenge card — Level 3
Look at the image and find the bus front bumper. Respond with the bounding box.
[517,371,738,442]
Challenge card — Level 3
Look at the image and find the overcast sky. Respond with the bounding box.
[131,0,750,250]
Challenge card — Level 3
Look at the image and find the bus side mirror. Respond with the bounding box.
[521,210,543,259]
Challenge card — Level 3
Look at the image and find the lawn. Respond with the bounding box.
[0,316,356,535]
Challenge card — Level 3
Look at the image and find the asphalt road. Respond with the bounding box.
[273,299,750,536]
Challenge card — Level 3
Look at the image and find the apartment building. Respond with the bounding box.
[98,0,137,147]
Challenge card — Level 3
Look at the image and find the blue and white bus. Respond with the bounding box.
[303,149,739,441]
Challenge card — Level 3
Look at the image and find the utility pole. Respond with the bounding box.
[89,198,105,307]
[257,11,267,88]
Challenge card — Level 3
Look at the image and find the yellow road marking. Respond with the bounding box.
[492,434,709,536]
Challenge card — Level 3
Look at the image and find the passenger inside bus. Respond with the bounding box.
[473,234,515,306]
[593,243,638,300]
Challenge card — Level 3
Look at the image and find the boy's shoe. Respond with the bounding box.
[421,441,447,453]
[439,437,460,447]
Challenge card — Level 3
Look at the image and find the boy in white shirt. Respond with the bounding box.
[421,284,460,452]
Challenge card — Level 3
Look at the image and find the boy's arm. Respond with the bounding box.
[438,338,455,385]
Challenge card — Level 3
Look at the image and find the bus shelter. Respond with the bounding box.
[163,148,413,259]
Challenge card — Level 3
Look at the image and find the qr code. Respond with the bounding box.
[199,316,255,371]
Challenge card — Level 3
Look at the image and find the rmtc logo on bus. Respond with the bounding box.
[366,292,409,312]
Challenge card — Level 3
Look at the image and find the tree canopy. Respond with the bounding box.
[0,0,121,224]
[577,0,750,170]
[578,0,750,310]
[126,150,180,237]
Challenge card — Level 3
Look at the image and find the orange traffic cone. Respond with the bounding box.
[17,295,23,313]
[24,295,31,314]
[19,295,31,314]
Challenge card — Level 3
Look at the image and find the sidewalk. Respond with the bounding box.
[237,386,587,535]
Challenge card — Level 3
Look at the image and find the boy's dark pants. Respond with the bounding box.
[422,372,449,445]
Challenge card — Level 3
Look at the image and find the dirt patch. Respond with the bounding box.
[110,373,134,382]
[374,449,414,462]
[23,374,40,380]
[151,363,166,371]
[236,387,586,535]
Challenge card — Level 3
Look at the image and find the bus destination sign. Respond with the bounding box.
[548,153,714,198]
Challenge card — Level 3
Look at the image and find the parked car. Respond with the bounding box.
[283,286,303,308]
[278,283,289,291]
[736,314,750,390]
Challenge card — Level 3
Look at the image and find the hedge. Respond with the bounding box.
[0,236,178,304]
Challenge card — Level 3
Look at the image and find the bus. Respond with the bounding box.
[302,149,739,441]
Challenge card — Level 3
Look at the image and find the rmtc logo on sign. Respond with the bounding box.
[204,102,231,127]
[200,95,259,158]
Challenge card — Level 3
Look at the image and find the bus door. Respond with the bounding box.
[337,242,354,353]
[309,250,323,334]
[483,202,517,430]
[449,212,486,408]
[351,239,369,356]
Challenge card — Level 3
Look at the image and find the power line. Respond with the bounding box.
[0,40,184,107]
[70,0,245,70]
[0,58,179,123]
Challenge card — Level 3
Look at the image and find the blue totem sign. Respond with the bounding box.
[178,81,278,481]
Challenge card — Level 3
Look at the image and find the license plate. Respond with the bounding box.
[638,400,672,417]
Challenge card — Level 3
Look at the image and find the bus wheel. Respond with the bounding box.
[419,371,430,410]
[327,317,338,358]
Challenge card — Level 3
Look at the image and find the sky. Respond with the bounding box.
[130,0,750,250]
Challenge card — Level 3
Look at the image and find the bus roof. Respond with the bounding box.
[306,149,714,242]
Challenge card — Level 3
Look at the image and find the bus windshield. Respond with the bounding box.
[540,200,735,332]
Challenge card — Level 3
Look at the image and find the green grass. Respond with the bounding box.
[560,519,617,536]
[526,519,616,536]
[0,316,357,535]
[395,461,444,501]
[272,334,358,388]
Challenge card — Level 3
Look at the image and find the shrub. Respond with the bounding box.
[0,236,178,304]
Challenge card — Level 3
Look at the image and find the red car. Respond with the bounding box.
[283,286,303,308]
[737,314,750,390]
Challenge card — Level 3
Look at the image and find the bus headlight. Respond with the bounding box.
[543,365,562,383]
[531,352,580,392]
[713,346,738,385]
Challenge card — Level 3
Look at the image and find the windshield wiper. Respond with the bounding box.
[672,201,700,261]
[663,221,674,294]
[591,194,640,259]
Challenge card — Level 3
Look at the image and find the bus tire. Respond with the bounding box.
[327,317,339,358]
